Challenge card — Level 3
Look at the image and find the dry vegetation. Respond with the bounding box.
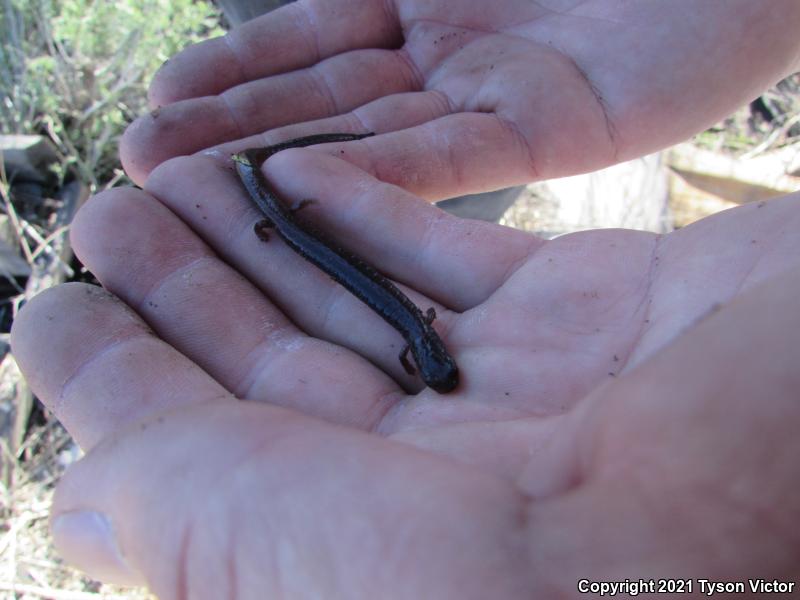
[1,1,221,597]
[501,73,800,234]
[1,2,799,597]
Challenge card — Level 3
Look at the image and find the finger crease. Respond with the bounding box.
[307,65,344,116]
[218,90,248,140]
[412,209,447,282]
[615,234,662,373]
[430,88,457,115]
[220,33,249,83]
[294,2,323,65]
[393,47,426,92]
[236,329,303,399]
[493,113,541,180]
[346,107,372,134]
[557,50,620,160]
[175,514,192,600]
[57,332,154,412]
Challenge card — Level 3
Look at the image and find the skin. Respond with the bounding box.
[120,0,800,195]
[11,2,800,596]
[11,148,800,597]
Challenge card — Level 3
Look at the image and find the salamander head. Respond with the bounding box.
[412,335,459,394]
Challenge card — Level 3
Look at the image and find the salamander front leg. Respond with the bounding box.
[254,218,275,242]
[290,198,314,213]
[399,344,416,375]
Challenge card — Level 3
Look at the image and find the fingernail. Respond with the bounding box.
[52,511,140,585]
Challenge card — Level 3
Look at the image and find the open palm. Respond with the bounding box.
[12,147,800,595]
[121,0,800,197]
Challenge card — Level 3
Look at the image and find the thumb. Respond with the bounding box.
[51,401,534,599]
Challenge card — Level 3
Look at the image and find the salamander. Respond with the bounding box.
[233,133,459,393]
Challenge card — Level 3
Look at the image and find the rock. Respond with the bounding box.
[0,134,59,185]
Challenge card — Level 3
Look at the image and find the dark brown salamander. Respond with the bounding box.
[233,133,459,393]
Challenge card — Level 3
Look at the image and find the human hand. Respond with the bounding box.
[121,0,800,196]
[12,149,800,596]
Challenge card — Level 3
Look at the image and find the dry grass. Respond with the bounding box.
[1,1,221,596]
[1,420,154,599]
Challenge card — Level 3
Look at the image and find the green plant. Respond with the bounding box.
[0,0,223,191]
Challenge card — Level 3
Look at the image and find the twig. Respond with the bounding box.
[741,112,800,159]
[19,219,74,278]
[0,178,35,265]
[30,224,71,262]
[0,160,73,276]
[101,168,127,191]
[0,581,128,600]
[0,435,14,493]
[0,505,38,558]
[44,114,98,192]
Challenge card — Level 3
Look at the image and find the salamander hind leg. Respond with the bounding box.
[399,344,416,375]
[424,307,437,325]
[254,218,275,241]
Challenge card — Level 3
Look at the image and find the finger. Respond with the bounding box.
[154,109,544,203]
[387,415,583,498]
[47,267,800,594]
[50,400,535,596]
[196,90,454,167]
[142,155,453,391]
[316,111,541,200]
[581,267,800,495]
[144,149,537,339]
[122,47,419,183]
[9,283,232,450]
[261,147,541,308]
[148,0,402,106]
[70,187,400,426]
[531,265,800,584]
